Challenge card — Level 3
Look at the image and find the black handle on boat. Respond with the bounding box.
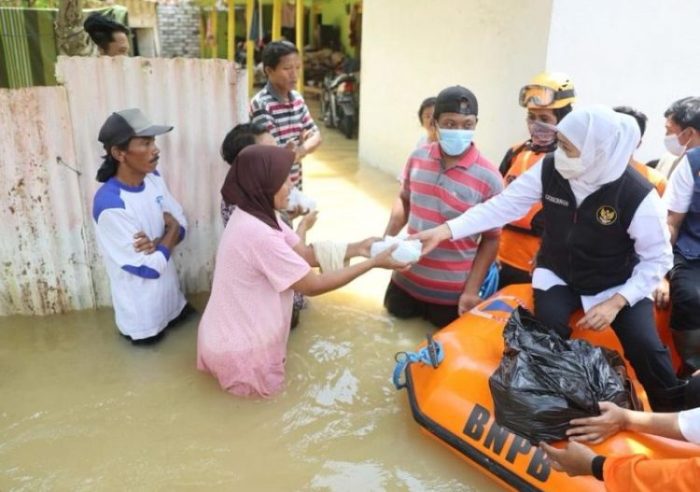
[426,333,439,368]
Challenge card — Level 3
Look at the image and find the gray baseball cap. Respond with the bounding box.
[98,108,172,148]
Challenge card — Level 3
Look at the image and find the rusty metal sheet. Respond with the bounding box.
[0,57,246,316]
[0,87,96,315]
[55,56,244,307]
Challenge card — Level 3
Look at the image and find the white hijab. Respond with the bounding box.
[556,105,640,204]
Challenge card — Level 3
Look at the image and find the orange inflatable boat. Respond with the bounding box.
[393,284,700,491]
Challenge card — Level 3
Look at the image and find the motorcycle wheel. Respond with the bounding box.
[339,115,354,139]
[321,93,334,128]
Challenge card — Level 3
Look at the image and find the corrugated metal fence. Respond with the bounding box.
[1,56,248,315]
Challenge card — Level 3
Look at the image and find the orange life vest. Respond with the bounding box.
[631,160,667,197]
[604,455,700,492]
[497,143,547,273]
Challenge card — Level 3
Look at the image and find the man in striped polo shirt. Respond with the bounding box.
[383,86,504,327]
[250,40,322,191]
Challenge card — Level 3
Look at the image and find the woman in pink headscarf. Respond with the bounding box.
[197,145,406,398]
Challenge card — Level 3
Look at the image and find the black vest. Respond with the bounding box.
[536,155,653,295]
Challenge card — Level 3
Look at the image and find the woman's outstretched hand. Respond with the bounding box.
[371,244,413,271]
[407,224,453,256]
[352,236,382,258]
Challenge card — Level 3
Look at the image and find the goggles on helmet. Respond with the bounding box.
[519,84,575,108]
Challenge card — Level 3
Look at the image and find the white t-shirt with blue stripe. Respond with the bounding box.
[92,171,187,340]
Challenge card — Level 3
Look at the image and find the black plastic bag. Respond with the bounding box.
[489,307,640,444]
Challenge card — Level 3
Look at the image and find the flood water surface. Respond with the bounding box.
[0,130,501,491]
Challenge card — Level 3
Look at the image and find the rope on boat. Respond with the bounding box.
[393,333,444,390]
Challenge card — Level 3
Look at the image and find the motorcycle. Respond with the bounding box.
[320,71,359,139]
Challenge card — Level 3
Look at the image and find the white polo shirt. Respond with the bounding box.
[92,170,187,340]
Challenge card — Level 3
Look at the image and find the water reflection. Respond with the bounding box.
[0,128,501,491]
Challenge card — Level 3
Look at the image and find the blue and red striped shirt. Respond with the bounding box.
[393,142,503,304]
[249,83,319,189]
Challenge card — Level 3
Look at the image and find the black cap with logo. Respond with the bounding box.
[434,86,479,118]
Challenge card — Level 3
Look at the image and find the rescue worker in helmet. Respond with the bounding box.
[497,72,576,288]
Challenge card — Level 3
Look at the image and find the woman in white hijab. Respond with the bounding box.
[412,105,685,411]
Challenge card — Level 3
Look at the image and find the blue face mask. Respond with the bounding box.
[438,128,474,156]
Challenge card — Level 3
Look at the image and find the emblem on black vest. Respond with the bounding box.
[597,206,617,225]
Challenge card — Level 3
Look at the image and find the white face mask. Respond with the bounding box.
[554,148,586,180]
[664,133,686,156]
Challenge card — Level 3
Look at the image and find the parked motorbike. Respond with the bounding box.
[320,71,359,139]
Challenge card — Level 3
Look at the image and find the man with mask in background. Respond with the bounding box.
[663,97,700,375]
[655,97,700,178]
[497,72,576,287]
[382,86,503,327]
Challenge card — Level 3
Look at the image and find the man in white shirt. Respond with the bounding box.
[92,109,191,344]
[663,97,700,375]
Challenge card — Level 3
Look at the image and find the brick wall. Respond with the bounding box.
[157,1,201,58]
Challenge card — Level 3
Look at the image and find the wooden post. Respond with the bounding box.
[272,0,282,40]
[227,0,235,61]
[295,0,304,93]
[246,0,255,99]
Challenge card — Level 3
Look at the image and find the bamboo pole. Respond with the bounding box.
[295,0,304,93]
[272,0,282,40]
[246,0,255,98]
[227,0,235,61]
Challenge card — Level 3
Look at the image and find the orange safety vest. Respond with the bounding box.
[631,160,667,197]
[497,143,547,273]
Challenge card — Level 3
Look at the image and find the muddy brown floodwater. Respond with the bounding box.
[0,128,502,491]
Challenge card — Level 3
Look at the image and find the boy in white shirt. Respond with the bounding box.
[92,108,191,344]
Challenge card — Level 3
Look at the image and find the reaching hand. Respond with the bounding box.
[353,236,382,258]
[653,278,670,309]
[133,231,157,254]
[284,139,306,161]
[566,401,627,444]
[372,244,412,271]
[298,210,318,232]
[539,441,597,477]
[458,292,482,315]
[576,295,626,331]
[286,205,306,221]
[408,224,453,256]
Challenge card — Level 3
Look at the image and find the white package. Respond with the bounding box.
[370,235,421,263]
[287,188,317,213]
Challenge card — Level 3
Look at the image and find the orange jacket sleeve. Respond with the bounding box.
[603,454,700,492]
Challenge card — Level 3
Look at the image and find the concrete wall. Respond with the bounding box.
[546,0,700,164]
[358,0,553,177]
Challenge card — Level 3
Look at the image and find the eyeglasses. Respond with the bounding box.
[519,85,575,108]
